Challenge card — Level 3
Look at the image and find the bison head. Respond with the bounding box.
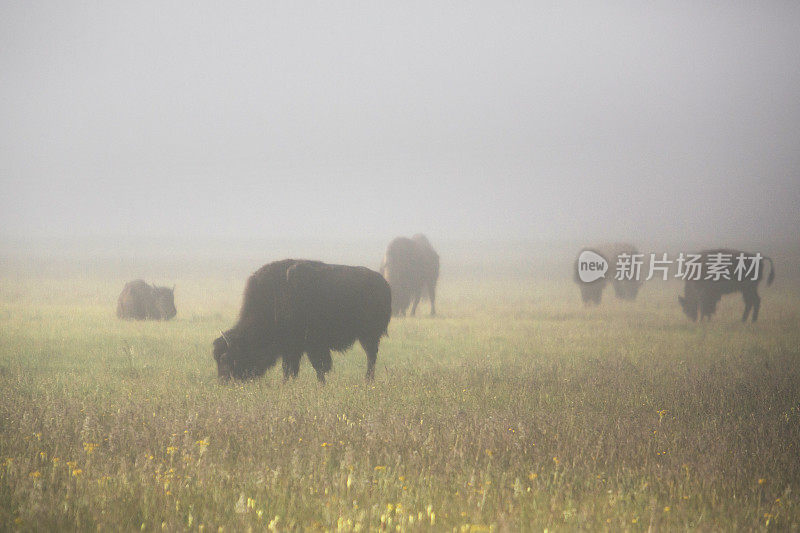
[700,295,720,319]
[678,295,698,321]
[153,285,177,320]
[212,332,236,379]
[213,329,278,380]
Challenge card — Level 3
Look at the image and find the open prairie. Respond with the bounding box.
[1,247,799,531]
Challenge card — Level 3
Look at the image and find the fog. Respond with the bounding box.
[2,2,799,247]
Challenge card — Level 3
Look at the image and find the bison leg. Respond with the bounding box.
[410,291,421,316]
[393,290,408,316]
[393,288,411,316]
[428,283,437,316]
[359,337,379,381]
[307,348,333,383]
[612,282,624,299]
[742,287,761,322]
[282,353,302,381]
[741,298,752,322]
[750,293,761,322]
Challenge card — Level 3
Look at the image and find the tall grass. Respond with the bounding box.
[1,273,798,530]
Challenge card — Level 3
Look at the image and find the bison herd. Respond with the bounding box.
[573,243,643,305]
[574,245,774,323]
[115,236,775,382]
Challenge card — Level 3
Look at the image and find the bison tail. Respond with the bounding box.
[765,256,775,286]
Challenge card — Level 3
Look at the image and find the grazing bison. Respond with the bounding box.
[213,259,391,382]
[574,244,643,305]
[380,234,439,316]
[678,249,774,322]
[116,280,176,320]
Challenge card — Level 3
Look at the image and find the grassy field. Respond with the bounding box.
[1,262,799,531]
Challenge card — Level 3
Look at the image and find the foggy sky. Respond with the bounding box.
[2,2,799,244]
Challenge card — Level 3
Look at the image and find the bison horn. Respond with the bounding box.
[219,330,230,346]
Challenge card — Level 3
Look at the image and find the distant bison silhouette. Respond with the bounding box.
[380,234,439,316]
[214,259,391,382]
[116,280,176,320]
[574,244,643,305]
[679,249,774,322]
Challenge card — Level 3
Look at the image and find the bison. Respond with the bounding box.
[574,244,643,305]
[213,259,391,382]
[380,234,439,316]
[116,280,176,320]
[678,249,774,322]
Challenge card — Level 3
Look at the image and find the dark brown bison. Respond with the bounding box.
[380,234,439,316]
[116,280,176,320]
[213,259,391,382]
[574,244,643,305]
[678,249,774,322]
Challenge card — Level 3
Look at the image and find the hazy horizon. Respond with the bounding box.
[2,2,799,244]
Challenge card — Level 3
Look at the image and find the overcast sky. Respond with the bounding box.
[1,2,798,244]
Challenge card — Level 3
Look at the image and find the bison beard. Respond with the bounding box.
[678,249,775,322]
[213,260,391,382]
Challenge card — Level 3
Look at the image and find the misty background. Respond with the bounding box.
[1,2,799,280]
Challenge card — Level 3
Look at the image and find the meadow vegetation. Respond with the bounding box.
[1,257,799,531]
